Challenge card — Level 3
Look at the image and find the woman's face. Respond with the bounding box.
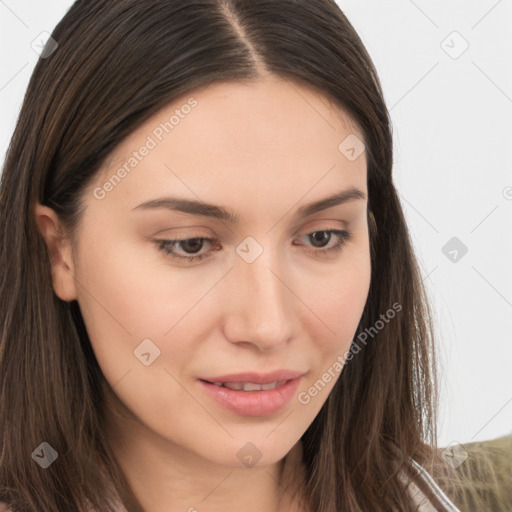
[41,76,371,467]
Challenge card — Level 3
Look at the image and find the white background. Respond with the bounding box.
[0,0,511,448]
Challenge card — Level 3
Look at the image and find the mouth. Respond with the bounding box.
[197,370,306,416]
[203,380,288,391]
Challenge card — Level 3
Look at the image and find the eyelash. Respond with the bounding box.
[153,229,352,264]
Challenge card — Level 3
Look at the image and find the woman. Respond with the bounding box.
[0,1,465,510]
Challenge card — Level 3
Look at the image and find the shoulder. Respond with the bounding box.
[448,435,512,510]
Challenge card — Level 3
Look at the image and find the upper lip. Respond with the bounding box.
[200,370,306,384]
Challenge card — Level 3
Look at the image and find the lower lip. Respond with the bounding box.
[197,377,302,417]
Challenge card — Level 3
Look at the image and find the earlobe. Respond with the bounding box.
[34,202,78,302]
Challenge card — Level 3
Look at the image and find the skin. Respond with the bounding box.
[35,75,371,512]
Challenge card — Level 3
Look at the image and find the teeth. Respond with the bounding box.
[260,381,280,390]
[211,380,285,391]
[242,382,264,391]
[225,382,245,390]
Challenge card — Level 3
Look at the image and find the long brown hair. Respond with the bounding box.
[0,0,459,510]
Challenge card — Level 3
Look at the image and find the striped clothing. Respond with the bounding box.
[401,458,461,511]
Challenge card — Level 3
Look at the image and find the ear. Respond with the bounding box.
[34,202,78,302]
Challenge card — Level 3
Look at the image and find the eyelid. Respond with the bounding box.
[153,217,348,237]
[295,217,348,235]
[152,221,347,246]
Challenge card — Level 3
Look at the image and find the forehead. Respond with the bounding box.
[88,77,367,216]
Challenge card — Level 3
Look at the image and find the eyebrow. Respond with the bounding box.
[131,186,366,223]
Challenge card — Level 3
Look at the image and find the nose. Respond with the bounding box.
[221,249,296,351]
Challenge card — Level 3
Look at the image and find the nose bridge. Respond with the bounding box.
[223,245,294,349]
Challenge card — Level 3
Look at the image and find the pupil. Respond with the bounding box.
[311,231,329,248]
[181,238,203,254]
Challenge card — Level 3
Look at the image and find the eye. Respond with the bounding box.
[294,229,352,255]
[154,236,218,263]
[153,228,352,264]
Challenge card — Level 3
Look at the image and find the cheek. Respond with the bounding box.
[303,241,371,352]
[293,252,371,411]
[73,230,229,391]
[74,229,210,335]
[308,280,369,375]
